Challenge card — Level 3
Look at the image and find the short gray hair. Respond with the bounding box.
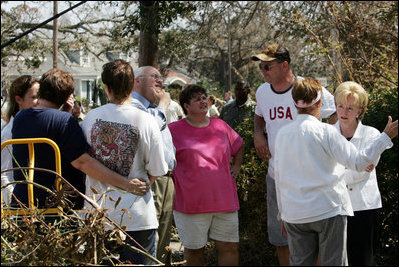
[134,66,153,78]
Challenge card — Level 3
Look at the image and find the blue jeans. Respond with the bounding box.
[108,229,157,265]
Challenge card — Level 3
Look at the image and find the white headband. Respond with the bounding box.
[294,90,322,108]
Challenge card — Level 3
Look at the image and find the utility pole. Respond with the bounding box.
[227,10,232,92]
[53,1,58,68]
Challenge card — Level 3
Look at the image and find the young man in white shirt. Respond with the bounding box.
[82,60,168,265]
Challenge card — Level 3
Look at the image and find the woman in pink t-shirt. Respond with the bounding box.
[169,84,244,266]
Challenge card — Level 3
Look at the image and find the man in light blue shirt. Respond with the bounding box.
[131,66,176,262]
[131,90,167,131]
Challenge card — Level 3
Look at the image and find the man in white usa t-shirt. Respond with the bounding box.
[251,43,337,266]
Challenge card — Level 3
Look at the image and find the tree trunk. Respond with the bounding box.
[139,31,158,68]
[139,1,159,68]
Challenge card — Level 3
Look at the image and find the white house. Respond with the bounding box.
[1,48,195,110]
[1,48,138,106]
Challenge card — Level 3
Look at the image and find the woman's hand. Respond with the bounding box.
[383,116,398,139]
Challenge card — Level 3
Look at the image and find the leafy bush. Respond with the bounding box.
[363,86,398,266]
[235,110,278,266]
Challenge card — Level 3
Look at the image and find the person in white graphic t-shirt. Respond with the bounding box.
[82,60,168,265]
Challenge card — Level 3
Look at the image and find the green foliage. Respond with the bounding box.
[80,98,90,112]
[24,55,42,69]
[1,3,50,69]
[159,29,193,69]
[363,86,398,266]
[123,1,196,36]
[166,83,183,102]
[1,1,397,265]
[278,1,398,89]
[196,78,225,100]
[96,78,109,106]
[234,109,278,265]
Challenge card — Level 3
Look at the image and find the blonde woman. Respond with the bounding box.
[334,81,382,265]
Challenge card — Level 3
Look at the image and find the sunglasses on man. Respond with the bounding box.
[258,62,280,71]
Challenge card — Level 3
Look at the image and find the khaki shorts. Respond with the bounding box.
[173,210,239,249]
[267,174,288,246]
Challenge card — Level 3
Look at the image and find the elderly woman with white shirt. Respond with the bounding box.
[333,81,382,266]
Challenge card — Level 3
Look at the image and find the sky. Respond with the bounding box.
[1,1,117,26]
[2,1,73,19]
[2,1,186,30]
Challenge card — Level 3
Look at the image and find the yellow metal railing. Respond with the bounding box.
[1,138,63,216]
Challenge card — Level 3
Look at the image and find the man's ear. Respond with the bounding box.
[282,61,290,69]
[133,77,141,90]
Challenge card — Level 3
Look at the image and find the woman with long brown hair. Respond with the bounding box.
[1,75,39,205]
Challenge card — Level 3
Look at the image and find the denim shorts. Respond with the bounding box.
[173,210,239,249]
[266,174,288,246]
